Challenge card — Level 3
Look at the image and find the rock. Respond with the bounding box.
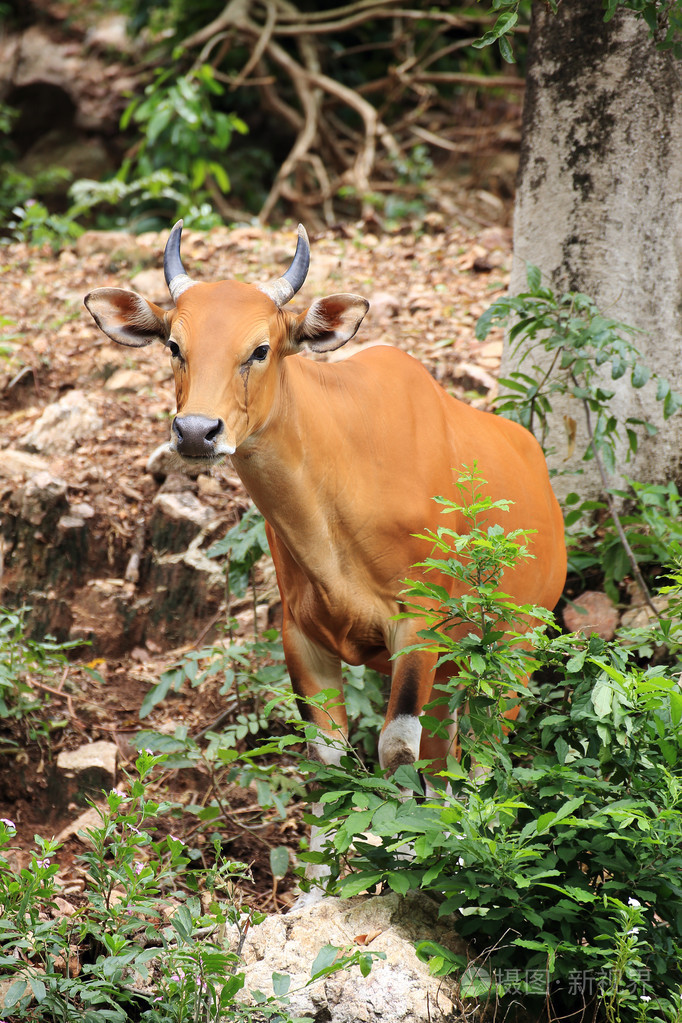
[620,594,671,631]
[70,502,95,520]
[452,361,497,395]
[10,471,68,526]
[57,513,88,533]
[104,368,150,392]
[0,449,49,479]
[151,491,216,553]
[235,893,466,1023]
[148,541,225,645]
[367,291,400,321]
[146,441,204,480]
[53,741,118,809]
[18,131,113,196]
[19,390,103,455]
[130,268,168,305]
[85,14,140,55]
[563,590,619,640]
[55,806,108,845]
[74,230,137,257]
[0,25,132,134]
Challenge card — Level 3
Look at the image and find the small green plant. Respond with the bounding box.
[5,199,82,250]
[477,264,682,470]
[0,749,382,1022]
[470,0,682,61]
[0,751,253,1021]
[298,471,682,1022]
[0,102,77,247]
[207,504,270,614]
[477,263,682,609]
[566,478,682,601]
[0,607,80,744]
[398,464,554,762]
[71,65,248,233]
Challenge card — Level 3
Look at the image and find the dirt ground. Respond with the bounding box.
[0,211,513,909]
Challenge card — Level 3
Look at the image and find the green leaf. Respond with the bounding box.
[3,979,27,1009]
[526,263,542,292]
[338,871,383,898]
[631,363,651,388]
[592,678,613,718]
[498,34,515,63]
[310,944,340,978]
[270,845,290,879]
[139,669,181,718]
[28,975,46,1002]
[171,903,194,940]
[272,971,291,997]
[386,870,412,895]
[536,811,555,833]
[220,973,245,1002]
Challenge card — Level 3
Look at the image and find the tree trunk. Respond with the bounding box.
[506,2,682,503]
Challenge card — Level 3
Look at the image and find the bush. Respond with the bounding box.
[299,472,682,1022]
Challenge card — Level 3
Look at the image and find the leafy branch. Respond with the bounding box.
[476,263,682,610]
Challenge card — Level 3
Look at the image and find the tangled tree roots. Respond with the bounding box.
[175,0,525,225]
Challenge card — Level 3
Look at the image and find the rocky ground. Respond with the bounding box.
[0,215,513,906]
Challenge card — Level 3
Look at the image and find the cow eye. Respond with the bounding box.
[250,344,269,363]
[168,340,181,359]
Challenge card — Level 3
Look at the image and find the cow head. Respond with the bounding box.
[84,222,368,464]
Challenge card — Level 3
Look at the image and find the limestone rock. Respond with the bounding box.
[367,291,400,321]
[620,594,671,631]
[104,368,150,393]
[151,490,216,553]
[236,893,466,1023]
[146,441,204,480]
[130,268,168,305]
[0,449,49,480]
[53,741,118,809]
[563,590,619,640]
[10,471,68,526]
[19,390,103,455]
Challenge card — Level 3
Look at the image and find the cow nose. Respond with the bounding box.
[172,414,224,457]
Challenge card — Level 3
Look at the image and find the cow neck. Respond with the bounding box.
[230,355,344,573]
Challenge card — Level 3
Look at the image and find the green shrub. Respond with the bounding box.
[0,607,80,744]
[0,751,381,1022]
[297,473,682,1022]
[69,65,247,233]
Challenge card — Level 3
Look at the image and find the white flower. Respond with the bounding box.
[627,897,641,908]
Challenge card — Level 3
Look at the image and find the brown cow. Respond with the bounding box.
[85,222,565,851]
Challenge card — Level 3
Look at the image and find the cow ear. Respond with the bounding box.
[84,288,170,348]
[292,294,369,353]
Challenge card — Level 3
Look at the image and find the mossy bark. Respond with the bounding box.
[506,3,682,502]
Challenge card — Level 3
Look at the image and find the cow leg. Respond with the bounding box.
[282,616,347,904]
[379,620,455,780]
[282,615,348,761]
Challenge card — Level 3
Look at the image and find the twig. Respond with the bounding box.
[413,71,525,89]
[230,0,277,88]
[575,377,661,620]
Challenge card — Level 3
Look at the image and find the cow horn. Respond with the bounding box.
[260,224,310,307]
[164,220,196,302]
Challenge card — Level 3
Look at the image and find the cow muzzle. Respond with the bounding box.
[171,414,233,459]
